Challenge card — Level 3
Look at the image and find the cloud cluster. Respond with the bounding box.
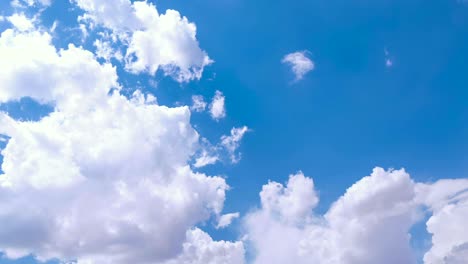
[74,0,212,82]
[0,26,243,263]
[245,168,468,264]
[0,2,466,264]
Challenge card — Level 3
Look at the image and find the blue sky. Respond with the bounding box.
[0,0,467,264]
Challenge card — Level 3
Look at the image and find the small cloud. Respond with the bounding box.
[282,51,314,81]
[193,150,218,168]
[216,212,240,229]
[49,20,58,33]
[385,58,393,67]
[384,48,394,68]
[190,95,207,113]
[221,126,249,163]
[209,90,226,121]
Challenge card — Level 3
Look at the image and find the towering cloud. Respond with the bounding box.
[0,23,242,264]
[245,168,468,264]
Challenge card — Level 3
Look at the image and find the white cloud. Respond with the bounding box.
[191,95,207,112]
[217,212,240,229]
[220,126,249,163]
[282,51,314,81]
[0,29,118,112]
[11,0,51,7]
[0,28,243,263]
[163,228,245,264]
[193,150,218,168]
[192,126,249,168]
[209,90,226,121]
[94,39,122,62]
[245,168,468,264]
[73,0,212,82]
[416,179,468,264]
[7,14,34,32]
[259,172,318,224]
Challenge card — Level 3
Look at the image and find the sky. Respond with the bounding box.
[0,0,467,264]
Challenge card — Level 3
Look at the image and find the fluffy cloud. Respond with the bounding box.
[281,51,314,81]
[73,0,212,82]
[258,172,318,224]
[209,90,226,120]
[163,228,244,264]
[0,29,118,112]
[0,26,242,263]
[245,168,468,264]
[416,179,468,264]
[7,13,34,32]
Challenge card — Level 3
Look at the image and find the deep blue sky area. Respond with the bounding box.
[0,0,467,263]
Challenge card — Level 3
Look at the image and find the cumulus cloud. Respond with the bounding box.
[259,172,318,224]
[190,95,207,113]
[209,90,226,120]
[244,168,468,264]
[0,26,242,264]
[7,13,35,32]
[163,228,245,264]
[416,179,468,264]
[73,0,212,82]
[281,51,314,81]
[0,29,118,111]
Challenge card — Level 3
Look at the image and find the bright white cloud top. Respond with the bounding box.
[0,2,244,263]
[75,0,212,82]
[6,13,34,32]
[0,1,467,264]
[282,51,315,81]
[245,168,468,264]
